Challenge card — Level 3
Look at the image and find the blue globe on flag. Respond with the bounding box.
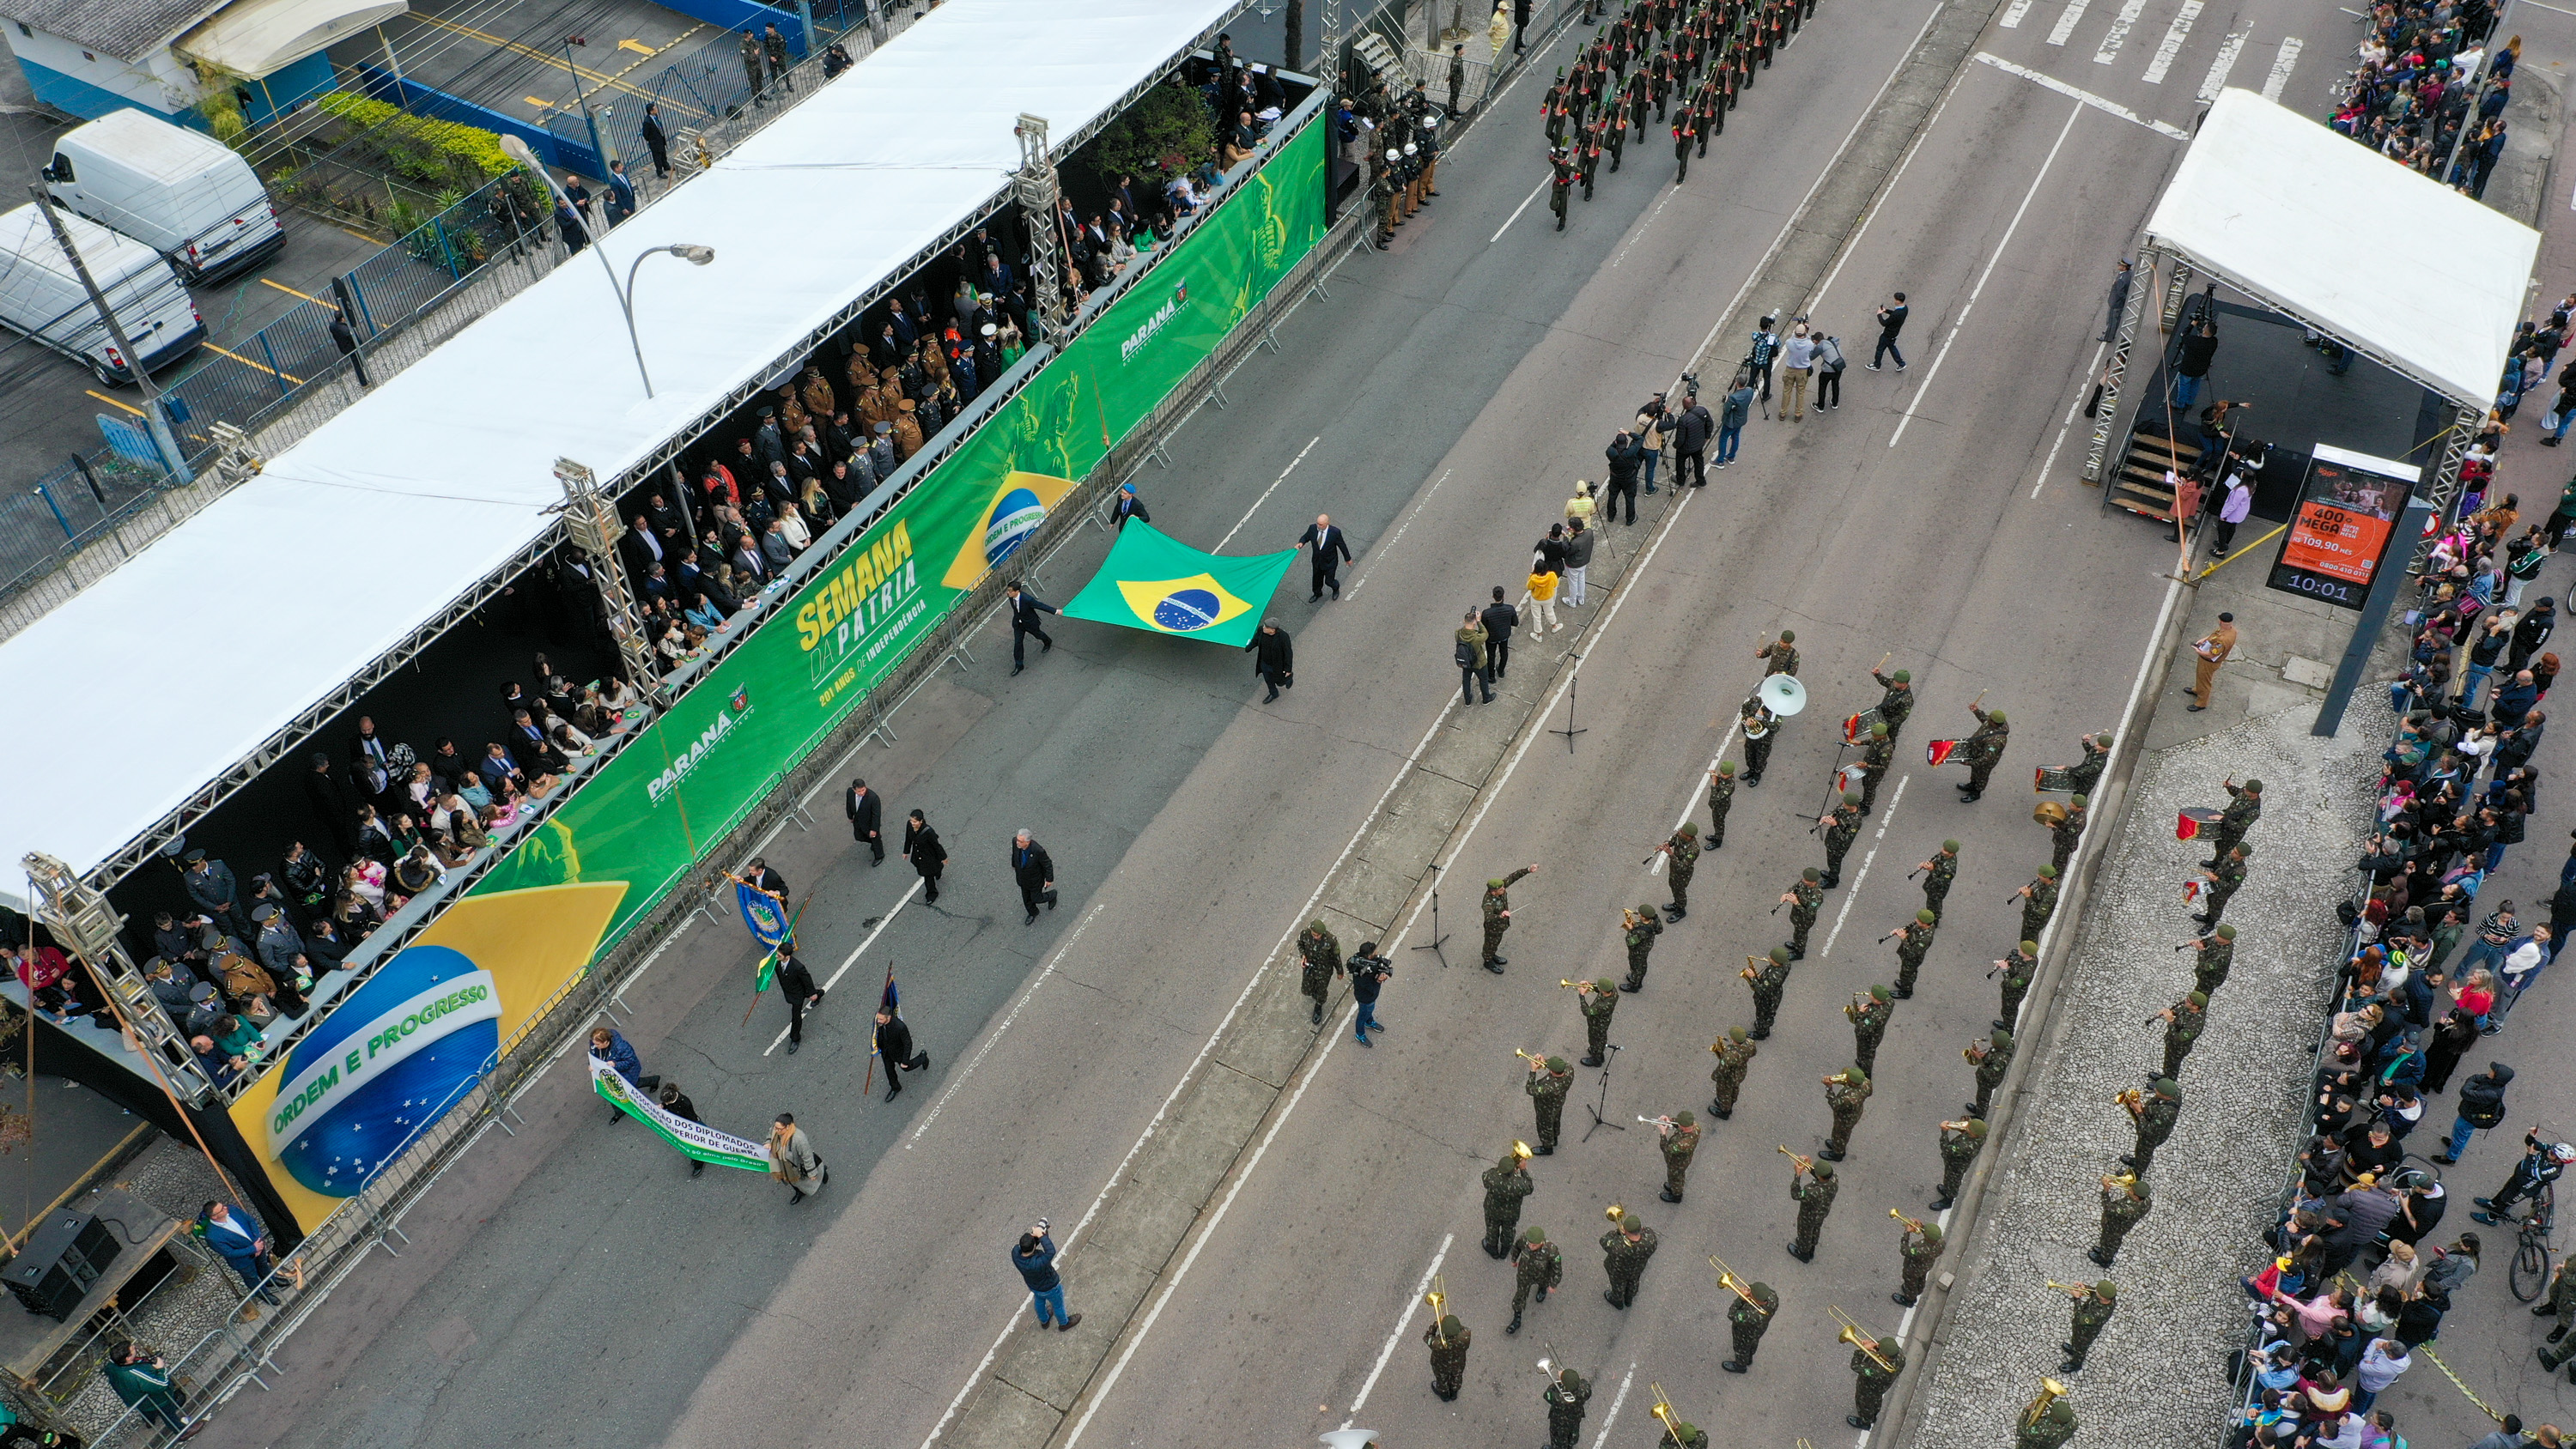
[982,486,1047,568]
[1152,588,1225,631]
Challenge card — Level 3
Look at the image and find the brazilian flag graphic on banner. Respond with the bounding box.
[1060,522,1296,648]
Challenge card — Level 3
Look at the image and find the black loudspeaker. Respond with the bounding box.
[5,1210,119,1321]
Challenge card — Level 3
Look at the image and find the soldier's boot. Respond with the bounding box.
[1507,1312,1522,1335]
[2088,1243,2118,1268]
[1893,1290,1917,1307]
[1787,1237,1814,1263]
[1783,938,1805,961]
[1309,1000,1323,1026]
[1722,1355,1751,1373]
[1603,1288,1626,1308]
[1710,1097,1733,1119]
[1619,971,1645,993]
[1664,902,1686,921]
[1820,1140,1846,1163]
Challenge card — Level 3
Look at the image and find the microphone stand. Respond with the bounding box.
[1551,652,1588,751]
[1583,1044,1627,1141]
[1413,860,1450,967]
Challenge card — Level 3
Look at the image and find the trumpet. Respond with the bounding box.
[1605,1203,1627,1225]
[1560,978,1589,990]
[1638,1114,1674,1130]
[1830,1306,1897,1373]
[1516,1048,1546,1064]
[2114,1086,2144,1113]
[1426,1276,1449,1347]
[2020,1377,2070,1432]
[1649,1384,1681,1446]
[1708,1254,1768,1313]
[1963,1041,1985,1065]
[1889,1207,1928,1234]
[1778,1145,1814,1174]
[2044,1280,2092,1298]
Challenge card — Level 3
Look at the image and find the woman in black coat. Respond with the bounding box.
[902,809,948,903]
[1245,617,1293,703]
[2420,1008,2480,1094]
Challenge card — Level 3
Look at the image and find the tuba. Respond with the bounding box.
[2020,1378,2069,1431]
[1759,673,1807,717]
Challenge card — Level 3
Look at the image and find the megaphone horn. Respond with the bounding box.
[1760,674,1807,717]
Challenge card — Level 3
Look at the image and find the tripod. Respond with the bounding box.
[1412,861,1450,967]
[1551,652,1588,751]
[1582,1044,1627,1141]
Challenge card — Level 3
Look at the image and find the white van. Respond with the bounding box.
[0,204,205,385]
[44,109,283,285]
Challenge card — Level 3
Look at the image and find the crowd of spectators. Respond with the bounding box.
[2327,1,2512,197]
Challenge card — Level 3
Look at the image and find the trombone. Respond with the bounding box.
[1708,1254,1768,1313]
[2020,1377,2070,1431]
[1830,1306,1896,1373]
[1777,1145,1814,1174]
[1605,1203,1627,1226]
[1425,1276,1449,1347]
[2043,1280,2092,1299]
[1649,1383,1684,1446]
[1889,1207,1928,1234]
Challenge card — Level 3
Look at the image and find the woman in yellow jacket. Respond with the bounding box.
[1521,555,1561,634]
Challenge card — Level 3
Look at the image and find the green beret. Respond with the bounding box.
[1813,1161,1835,1179]
[1843,1066,1869,1084]
[1727,1027,1747,1043]
[1987,708,2007,723]
[1868,984,1891,1001]
[1917,908,1936,925]
[1546,1056,1570,1071]
[1991,1028,2014,1049]
[2233,843,2251,858]
[1488,878,1507,888]
[1750,1281,1777,1302]
[1919,1222,1945,1243]
[2036,864,2057,878]
[2071,793,2089,807]
[1595,978,1619,993]
[2094,1280,2117,1299]
[1440,1315,1464,1336]
[1778,629,1795,643]
[2244,778,2263,792]
[1964,1118,1988,1137]
[2020,939,2038,954]
[2154,1078,2180,1100]
[1768,948,1789,966]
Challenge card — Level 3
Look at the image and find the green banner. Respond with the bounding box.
[469,118,1330,949]
[1061,521,1297,646]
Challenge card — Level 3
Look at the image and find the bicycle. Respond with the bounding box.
[2509,1182,2559,1302]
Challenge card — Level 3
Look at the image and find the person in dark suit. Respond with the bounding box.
[1294,514,1354,600]
[304,753,355,857]
[774,943,824,1054]
[641,102,671,179]
[1113,483,1151,530]
[656,1082,706,1175]
[747,856,789,902]
[1012,830,1057,924]
[845,779,884,863]
[1246,617,1293,701]
[1005,581,1057,675]
[874,1008,932,1100]
[904,810,948,902]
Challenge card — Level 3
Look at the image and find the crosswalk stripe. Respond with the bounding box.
[2002,0,2036,26]
[2046,0,2090,46]
[2261,35,2304,101]
[2196,30,2246,101]
[2140,0,2202,82]
[2093,0,2149,63]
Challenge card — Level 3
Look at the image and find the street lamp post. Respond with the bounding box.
[496,134,713,398]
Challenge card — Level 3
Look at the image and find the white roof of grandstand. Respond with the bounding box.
[2145,86,2537,408]
[0,0,1237,893]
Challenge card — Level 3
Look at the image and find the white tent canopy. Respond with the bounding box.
[177,0,409,80]
[2144,87,2538,407]
[0,0,1238,894]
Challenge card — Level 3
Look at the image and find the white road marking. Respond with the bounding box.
[2196,30,2247,100]
[1810,52,1971,313]
[2046,0,2091,46]
[1494,174,1550,242]
[2261,36,2304,102]
[1340,1234,1453,1422]
[2029,343,2109,500]
[1587,1364,1638,1449]
[2140,0,2202,82]
[907,902,1103,1143]
[762,878,923,1055]
[1214,434,1321,551]
[1973,52,2191,139]
[1347,468,1451,597]
[1890,100,2087,451]
[2093,0,2148,63]
[1820,775,1909,957]
[2001,0,2036,25]
[1611,187,1681,270]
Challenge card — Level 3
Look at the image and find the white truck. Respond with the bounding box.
[0,203,205,385]
[44,108,284,284]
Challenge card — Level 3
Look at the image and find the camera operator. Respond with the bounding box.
[1350,941,1392,1046]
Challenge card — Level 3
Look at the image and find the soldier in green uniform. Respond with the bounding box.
[1549,146,1574,231]
[2187,923,2237,998]
[1742,948,1791,1039]
[1706,761,1739,846]
[1780,868,1823,959]
[1671,112,1697,183]
[1657,1416,1709,1448]
[1741,693,1777,785]
[1544,1364,1591,1449]
[1820,1066,1873,1161]
[1482,864,1538,972]
[1656,823,1700,921]
[1786,1155,1836,1261]
[1656,1110,1701,1202]
[1845,1325,1905,1429]
[2158,991,2208,1078]
[1619,904,1662,991]
[1893,1216,1943,1307]
[1527,1054,1574,1154]
[1577,977,1618,1065]
[1508,1226,1562,1333]
[2065,731,2113,796]
[2534,1253,2576,1373]
[1956,703,2009,802]
[2018,863,2060,943]
[1297,920,1343,1026]
[1482,1148,1535,1258]
[2194,843,2250,927]
[1423,1313,1470,1400]
[1965,1028,2014,1119]
[1845,985,1893,1075]
[1756,629,1799,676]
[2203,777,2263,864]
[1820,791,1864,888]
[1917,839,1959,921]
[1872,665,1916,737]
[2121,1078,2182,1173]
[1929,1116,1985,1211]
[1889,908,1937,998]
[2091,1172,2151,1265]
[1709,1025,1759,1116]
[1543,70,1570,146]
[1601,1212,1659,1307]
[1370,148,1400,246]
[1856,722,1897,814]
[2050,794,2088,873]
[1720,1278,1778,1372]
[1578,118,1603,200]
[2020,1394,2079,1449]
[1994,940,2039,1031]
[2060,1279,2117,1372]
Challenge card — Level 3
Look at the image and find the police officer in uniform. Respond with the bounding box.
[1742,948,1791,1039]
[1527,1053,1573,1153]
[1656,822,1700,920]
[1710,1026,1758,1117]
[1781,867,1823,959]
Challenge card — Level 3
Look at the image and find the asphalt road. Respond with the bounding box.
[221,1,2381,1447]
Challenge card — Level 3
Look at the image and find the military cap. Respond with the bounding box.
[1841,1066,1868,1083]
[2215,924,2237,940]
[2020,939,2038,954]
[1991,1028,2014,1049]
[1916,908,1936,925]
[1727,1026,1747,1042]
[1987,709,2007,723]
[2154,1078,2180,1100]
[1767,948,1789,966]
[1717,760,1737,775]
[1676,1110,1696,1126]
[1892,670,1911,682]
[1963,1119,1988,1137]
[2187,991,2208,1009]
[1749,1281,1777,1301]
[1813,1161,1835,1179]
[1868,984,1891,1002]
[1546,1055,1571,1071]
[1802,867,1820,882]
[1943,840,1960,852]
[1778,629,1795,642]
[1488,878,1507,888]
[1679,822,1698,836]
[1842,790,1863,805]
[1871,723,1888,737]
[1439,1315,1464,1336]
[1525,1226,1547,1243]
[2244,779,2263,792]
[2035,864,2057,878]
[2094,1280,2117,1298]
[1595,978,1619,993]
[2071,793,2089,807]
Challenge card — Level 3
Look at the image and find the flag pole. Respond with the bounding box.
[863,957,896,1095]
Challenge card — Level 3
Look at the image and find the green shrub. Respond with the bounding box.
[313,91,525,180]
[1086,82,1215,185]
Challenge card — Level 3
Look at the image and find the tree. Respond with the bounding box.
[1087,82,1216,187]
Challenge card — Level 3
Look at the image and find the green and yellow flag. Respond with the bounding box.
[1060,521,1296,648]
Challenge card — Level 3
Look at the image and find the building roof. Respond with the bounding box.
[1,0,231,62]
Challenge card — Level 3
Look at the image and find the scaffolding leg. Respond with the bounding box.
[2083,243,2161,488]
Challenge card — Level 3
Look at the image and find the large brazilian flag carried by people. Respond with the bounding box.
[1060,522,1296,648]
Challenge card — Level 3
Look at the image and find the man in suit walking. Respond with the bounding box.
[641,102,672,180]
[1005,580,1057,676]
[874,1007,932,1100]
[1295,514,1354,601]
[775,943,824,1054]
[1012,830,1057,924]
[845,779,884,864]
